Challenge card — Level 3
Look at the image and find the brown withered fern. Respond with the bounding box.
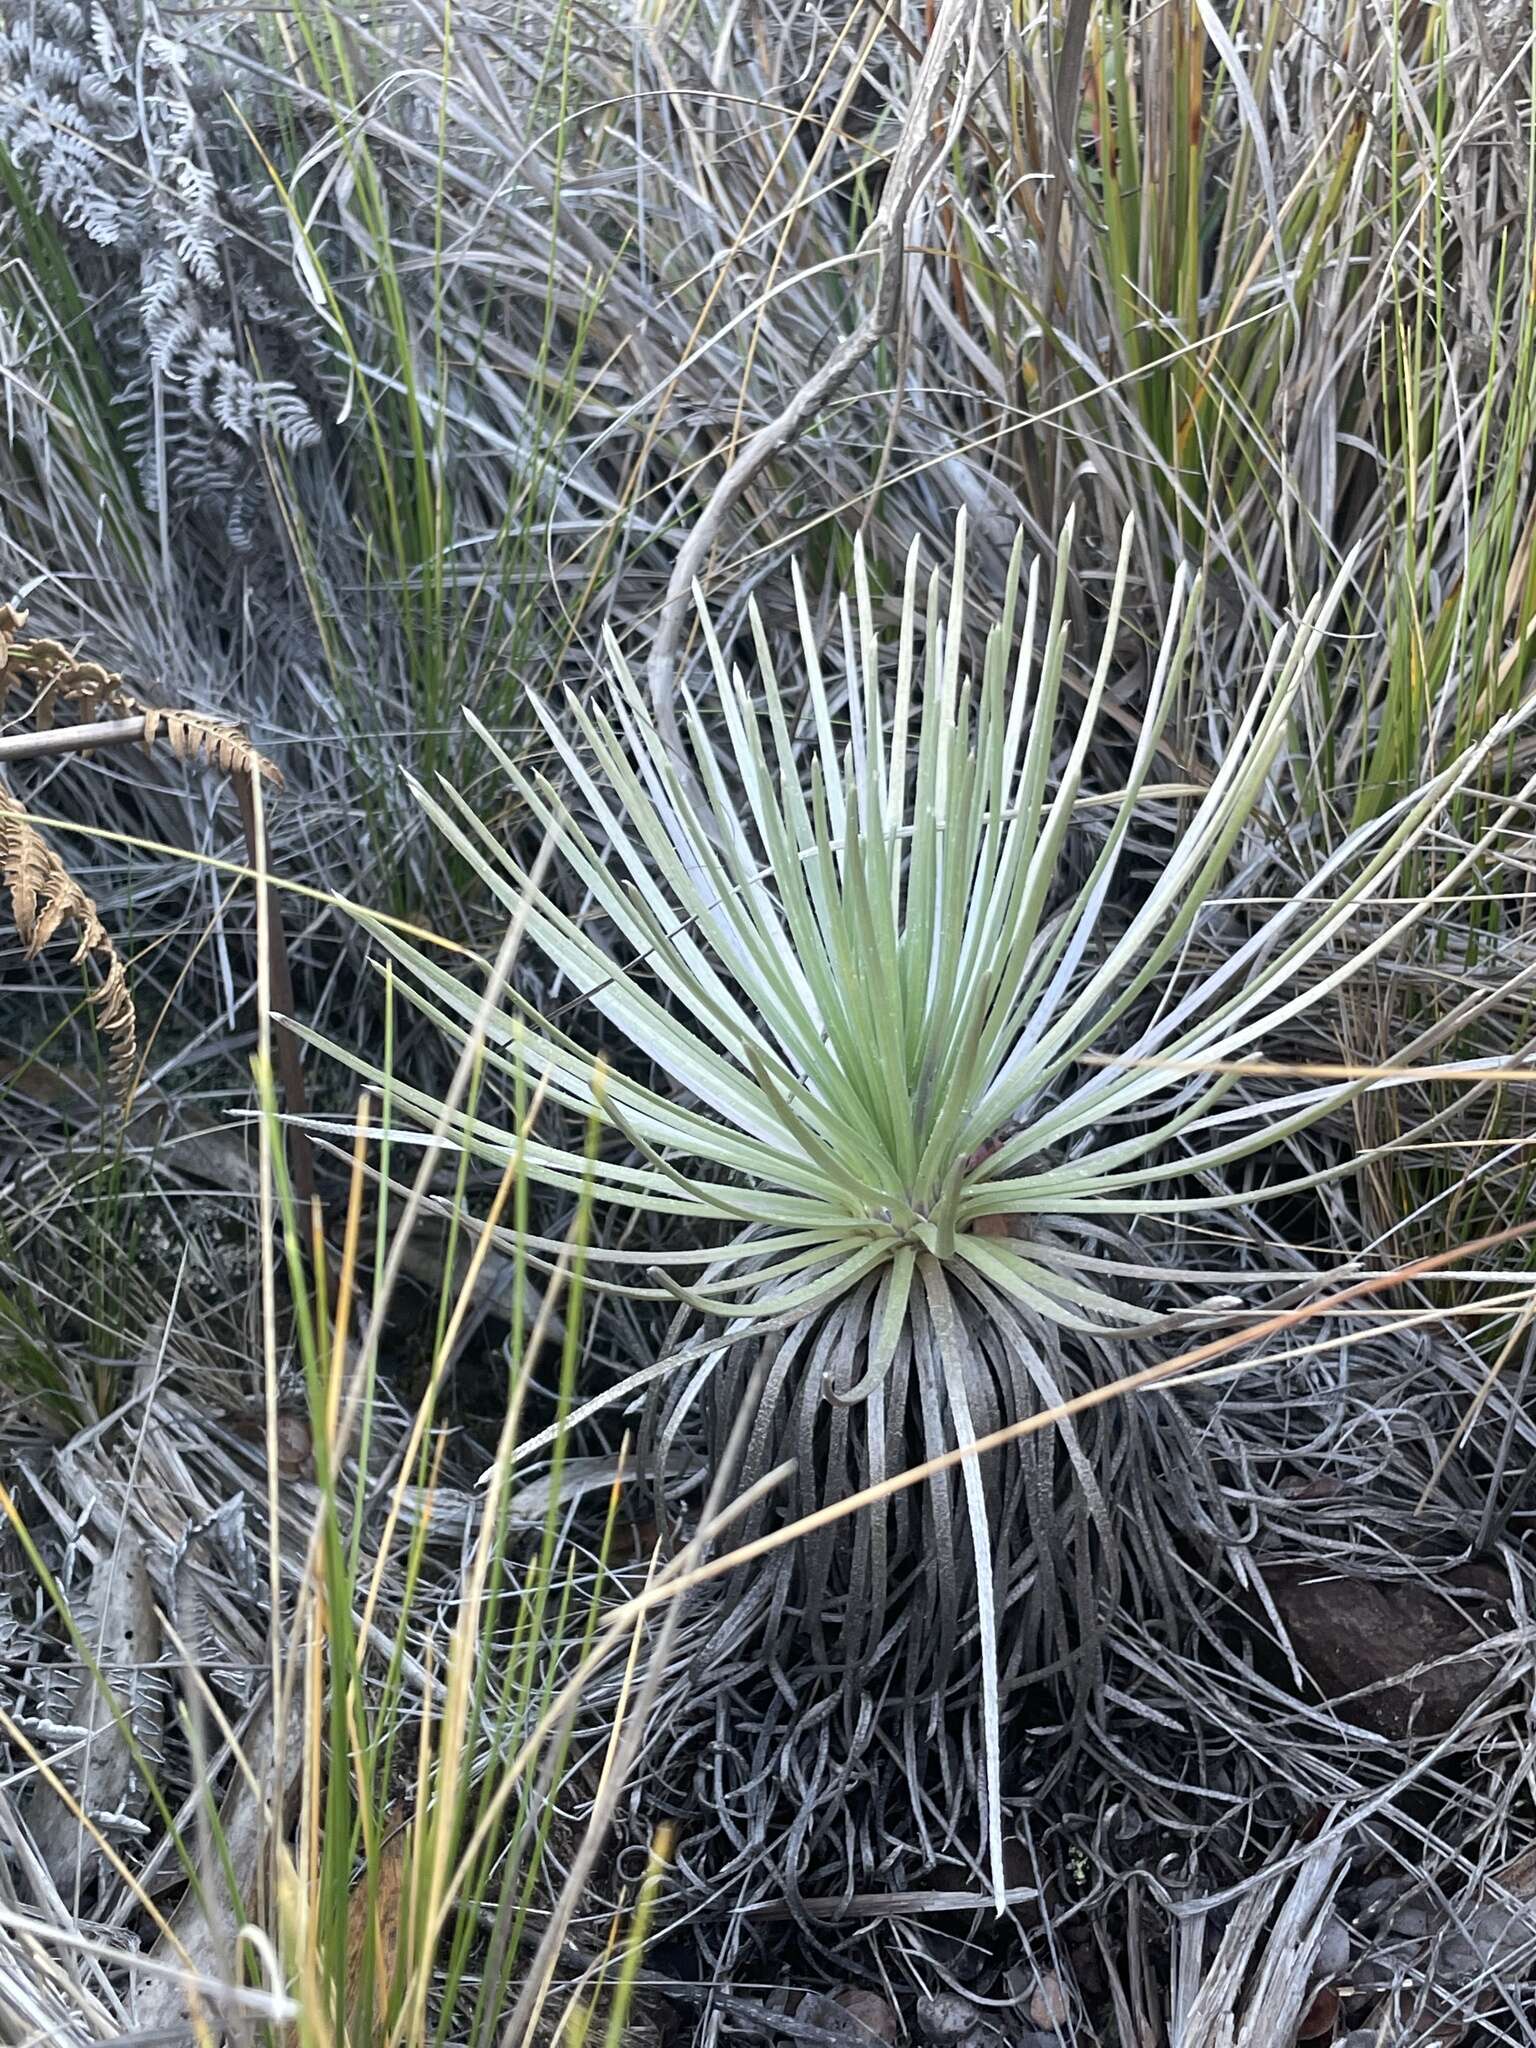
[0,781,137,1091]
[0,602,280,1097]
[138,706,283,785]
[0,598,137,726]
[0,602,282,786]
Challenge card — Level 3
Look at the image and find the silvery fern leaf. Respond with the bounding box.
[3,0,321,543]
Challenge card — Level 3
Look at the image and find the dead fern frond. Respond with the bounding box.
[0,612,137,729]
[0,781,138,1094]
[1,611,281,785]
[1,618,282,793]
[0,602,283,1105]
[142,707,283,787]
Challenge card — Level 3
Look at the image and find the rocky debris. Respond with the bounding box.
[792,1992,900,2047]
[914,1995,977,2044]
[1263,1561,1508,1737]
[1350,1844,1536,2044]
[1026,1970,1071,2032]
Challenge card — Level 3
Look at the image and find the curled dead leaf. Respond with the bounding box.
[346,1807,408,2026]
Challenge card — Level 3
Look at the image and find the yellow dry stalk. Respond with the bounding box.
[0,780,136,1093]
[0,601,283,1099]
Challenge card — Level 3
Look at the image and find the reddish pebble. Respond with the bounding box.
[273,1409,313,1477]
[831,1989,898,2045]
[1027,1971,1070,2032]
[1298,1985,1338,2039]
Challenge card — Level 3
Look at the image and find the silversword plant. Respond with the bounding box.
[319,517,1524,1903]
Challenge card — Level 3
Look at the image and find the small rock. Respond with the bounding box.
[1341,1951,1397,1995]
[1263,1562,1507,1737]
[1026,1972,1069,2032]
[915,1995,976,2045]
[273,1407,313,1477]
[1297,1985,1338,2039]
[1469,1898,1530,1956]
[1309,1915,1350,1982]
[828,1991,898,2045]
[1386,1901,1429,1940]
[1353,1877,1401,1928]
[1439,1932,1480,1980]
